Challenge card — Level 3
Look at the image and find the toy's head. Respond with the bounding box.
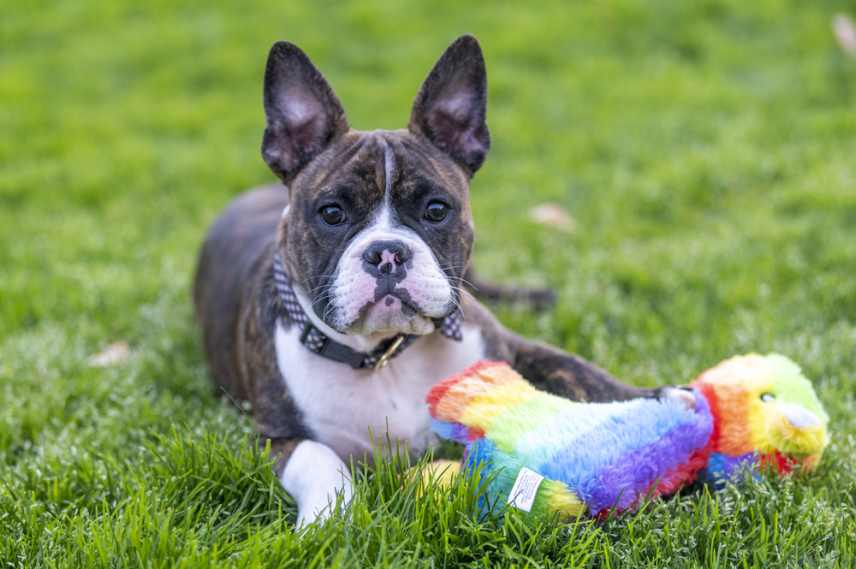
[691,354,829,478]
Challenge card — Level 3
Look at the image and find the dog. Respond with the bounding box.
[194,35,681,527]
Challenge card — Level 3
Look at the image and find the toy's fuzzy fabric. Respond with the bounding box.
[427,355,829,521]
[428,361,713,517]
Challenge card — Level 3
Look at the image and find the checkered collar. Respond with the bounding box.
[271,253,462,370]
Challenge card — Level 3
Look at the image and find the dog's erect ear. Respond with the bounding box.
[262,42,349,183]
[409,35,490,176]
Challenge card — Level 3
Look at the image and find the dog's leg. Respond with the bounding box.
[505,335,694,406]
[461,293,670,403]
[501,333,664,403]
[463,267,556,311]
[240,281,354,528]
[269,437,353,528]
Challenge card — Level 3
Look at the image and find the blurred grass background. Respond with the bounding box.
[1,0,855,567]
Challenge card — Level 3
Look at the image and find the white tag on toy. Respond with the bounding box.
[507,467,544,512]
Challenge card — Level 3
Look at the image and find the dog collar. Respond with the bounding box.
[272,254,462,370]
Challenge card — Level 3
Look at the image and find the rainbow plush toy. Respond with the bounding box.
[426,354,829,520]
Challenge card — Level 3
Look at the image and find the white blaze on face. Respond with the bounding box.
[327,139,453,335]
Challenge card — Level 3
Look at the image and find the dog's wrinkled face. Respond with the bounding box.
[261,36,490,337]
[286,131,474,335]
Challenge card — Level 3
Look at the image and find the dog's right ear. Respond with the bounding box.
[409,35,490,177]
[262,42,349,183]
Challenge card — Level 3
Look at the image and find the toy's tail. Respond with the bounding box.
[427,360,537,441]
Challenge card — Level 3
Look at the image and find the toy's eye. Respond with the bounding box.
[760,392,776,402]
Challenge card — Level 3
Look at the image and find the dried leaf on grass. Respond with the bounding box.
[88,341,130,367]
[833,14,856,58]
[529,202,576,233]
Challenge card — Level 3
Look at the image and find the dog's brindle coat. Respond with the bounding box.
[194,36,665,526]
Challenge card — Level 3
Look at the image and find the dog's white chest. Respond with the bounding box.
[274,322,484,460]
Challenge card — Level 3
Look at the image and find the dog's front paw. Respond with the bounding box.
[296,478,353,528]
[657,386,698,410]
[281,440,353,528]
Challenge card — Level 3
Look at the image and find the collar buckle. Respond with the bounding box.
[374,335,405,370]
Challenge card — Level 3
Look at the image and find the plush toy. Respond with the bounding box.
[426,354,829,520]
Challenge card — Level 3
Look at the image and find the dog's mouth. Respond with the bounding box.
[317,246,457,337]
[373,284,420,315]
[350,292,435,336]
[314,287,439,336]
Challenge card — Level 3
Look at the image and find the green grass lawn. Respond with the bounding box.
[2,0,856,566]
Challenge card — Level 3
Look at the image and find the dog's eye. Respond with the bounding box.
[319,204,346,226]
[424,200,450,223]
[760,392,776,402]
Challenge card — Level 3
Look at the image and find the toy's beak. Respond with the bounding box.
[778,402,822,429]
[770,402,828,462]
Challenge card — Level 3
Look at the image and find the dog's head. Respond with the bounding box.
[262,36,489,337]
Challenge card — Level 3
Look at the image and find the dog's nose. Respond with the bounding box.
[362,240,412,274]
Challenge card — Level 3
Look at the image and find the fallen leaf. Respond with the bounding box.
[88,341,130,367]
[833,14,856,58]
[529,202,576,233]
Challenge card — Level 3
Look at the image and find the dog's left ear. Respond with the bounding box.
[262,41,349,183]
[409,35,490,176]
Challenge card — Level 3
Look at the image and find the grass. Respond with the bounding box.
[2,0,856,566]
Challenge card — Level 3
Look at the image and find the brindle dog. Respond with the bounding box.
[194,35,678,526]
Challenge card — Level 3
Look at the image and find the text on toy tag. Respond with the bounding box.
[507,467,544,512]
